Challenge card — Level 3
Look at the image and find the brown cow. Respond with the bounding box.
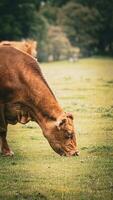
[0,40,37,57]
[0,46,79,157]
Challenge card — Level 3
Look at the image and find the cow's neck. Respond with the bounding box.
[30,93,63,133]
[32,100,63,132]
[24,67,63,131]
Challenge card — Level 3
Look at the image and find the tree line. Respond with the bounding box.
[0,0,113,61]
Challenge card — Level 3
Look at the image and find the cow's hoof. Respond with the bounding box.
[2,150,14,156]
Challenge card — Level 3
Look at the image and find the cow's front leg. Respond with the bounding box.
[0,104,14,156]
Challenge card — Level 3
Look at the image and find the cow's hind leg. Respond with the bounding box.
[0,132,14,156]
[0,104,14,156]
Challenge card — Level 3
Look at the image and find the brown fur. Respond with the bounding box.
[0,46,78,157]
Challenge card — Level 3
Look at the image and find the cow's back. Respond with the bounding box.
[0,46,55,105]
[0,40,37,57]
[0,46,35,102]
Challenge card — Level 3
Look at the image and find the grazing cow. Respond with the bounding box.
[0,40,37,57]
[0,46,79,157]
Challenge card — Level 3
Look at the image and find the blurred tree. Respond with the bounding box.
[47,25,79,61]
[0,0,45,40]
[76,0,113,54]
[47,0,113,55]
[47,26,70,60]
[0,0,112,58]
[46,0,69,6]
[59,2,101,55]
[40,4,59,25]
[0,0,49,62]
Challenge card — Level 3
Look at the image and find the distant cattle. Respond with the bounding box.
[0,40,37,57]
[0,46,79,157]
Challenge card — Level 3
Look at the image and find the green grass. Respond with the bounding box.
[0,58,113,200]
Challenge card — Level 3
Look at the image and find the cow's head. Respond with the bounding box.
[44,113,79,157]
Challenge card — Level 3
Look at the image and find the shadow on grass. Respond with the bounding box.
[81,145,113,154]
[88,145,113,154]
[0,192,47,200]
[20,193,47,200]
[95,106,113,118]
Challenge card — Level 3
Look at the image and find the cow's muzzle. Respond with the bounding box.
[60,149,79,157]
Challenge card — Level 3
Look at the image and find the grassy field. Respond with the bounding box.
[0,58,113,200]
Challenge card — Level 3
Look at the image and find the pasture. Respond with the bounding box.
[0,58,113,200]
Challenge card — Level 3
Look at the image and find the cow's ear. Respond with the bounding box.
[56,118,66,130]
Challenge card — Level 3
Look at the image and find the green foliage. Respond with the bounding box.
[47,26,72,60]
[0,0,47,41]
[0,0,49,62]
[39,25,80,61]
[46,0,69,6]
[29,14,48,41]
[40,4,59,25]
[77,0,113,54]
[59,2,101,55]
[95,0,113,53]
[46,0,113,56]
[0,0,113,59]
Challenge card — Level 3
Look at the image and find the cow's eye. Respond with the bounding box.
[65,132,73,139]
